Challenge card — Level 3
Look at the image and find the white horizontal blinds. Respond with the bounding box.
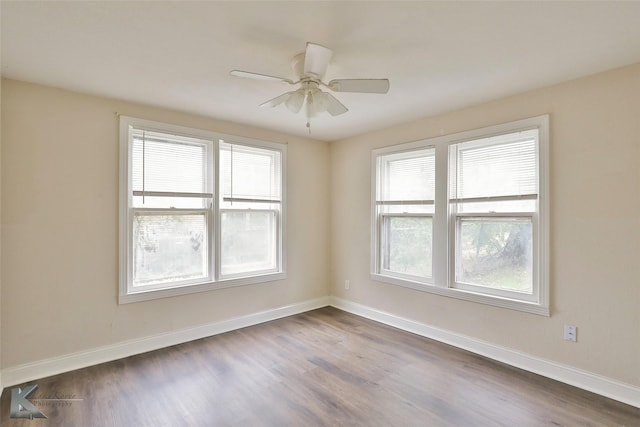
[379,149,435,204]
[220,142,282,205]
[131,128,212,208]
[451,130,538,203]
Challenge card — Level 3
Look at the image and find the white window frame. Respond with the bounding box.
[372,146,436,285]
[119,116,286,304]
[371,115,549,315]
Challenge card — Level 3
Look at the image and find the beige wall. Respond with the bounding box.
[2,63,639,391]
[0,67,3,388]
[0,79,330,368]
[330,64,640,387]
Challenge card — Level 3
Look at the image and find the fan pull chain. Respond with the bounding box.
[306,95,312,134]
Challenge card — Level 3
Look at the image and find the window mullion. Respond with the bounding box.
[212,138,220,282]
[432,142,449,288]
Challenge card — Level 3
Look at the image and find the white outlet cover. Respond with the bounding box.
[563,325,577,342]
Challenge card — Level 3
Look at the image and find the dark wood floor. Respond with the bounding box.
[1,307,639,426]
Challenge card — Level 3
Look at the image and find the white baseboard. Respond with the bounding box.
[329,296,640,409]
[1,296,330,389]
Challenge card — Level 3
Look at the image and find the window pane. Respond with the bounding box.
[132,131,209,195]
[133,213,208,287]
[383,216,432,278]
[451,130,538,200]
[220,142,281,201]
[457,218,532,293]
[380,150,435,201]
[221,210,276,276]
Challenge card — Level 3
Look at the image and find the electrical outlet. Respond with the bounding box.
[563,324,577,342]
[344,280,350,290]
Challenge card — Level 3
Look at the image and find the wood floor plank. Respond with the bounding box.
[1,307,638,426]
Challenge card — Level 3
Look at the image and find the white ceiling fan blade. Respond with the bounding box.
[303,43,333,78]
[325,93,348,116]
[259,91,295,108]
[230,70,294,84]
[328,79,390,94]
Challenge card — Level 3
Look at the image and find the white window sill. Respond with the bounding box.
[371,273,549,316]
[119,272,287,304]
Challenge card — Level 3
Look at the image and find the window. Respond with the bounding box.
[374,148,435,282]
[219,142,282,278]
[120,117,286,303]
[450,130,539,302]
[372,116,549,315]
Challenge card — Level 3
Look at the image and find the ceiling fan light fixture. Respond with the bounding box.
[308,90,330,116]
[315,91,330,112]
[285,89,305,113]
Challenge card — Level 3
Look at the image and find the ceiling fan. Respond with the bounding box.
[230,42,390,130]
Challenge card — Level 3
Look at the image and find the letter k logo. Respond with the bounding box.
[10,384,47,419]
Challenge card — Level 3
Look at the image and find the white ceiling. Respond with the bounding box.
[2,1,640,142]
